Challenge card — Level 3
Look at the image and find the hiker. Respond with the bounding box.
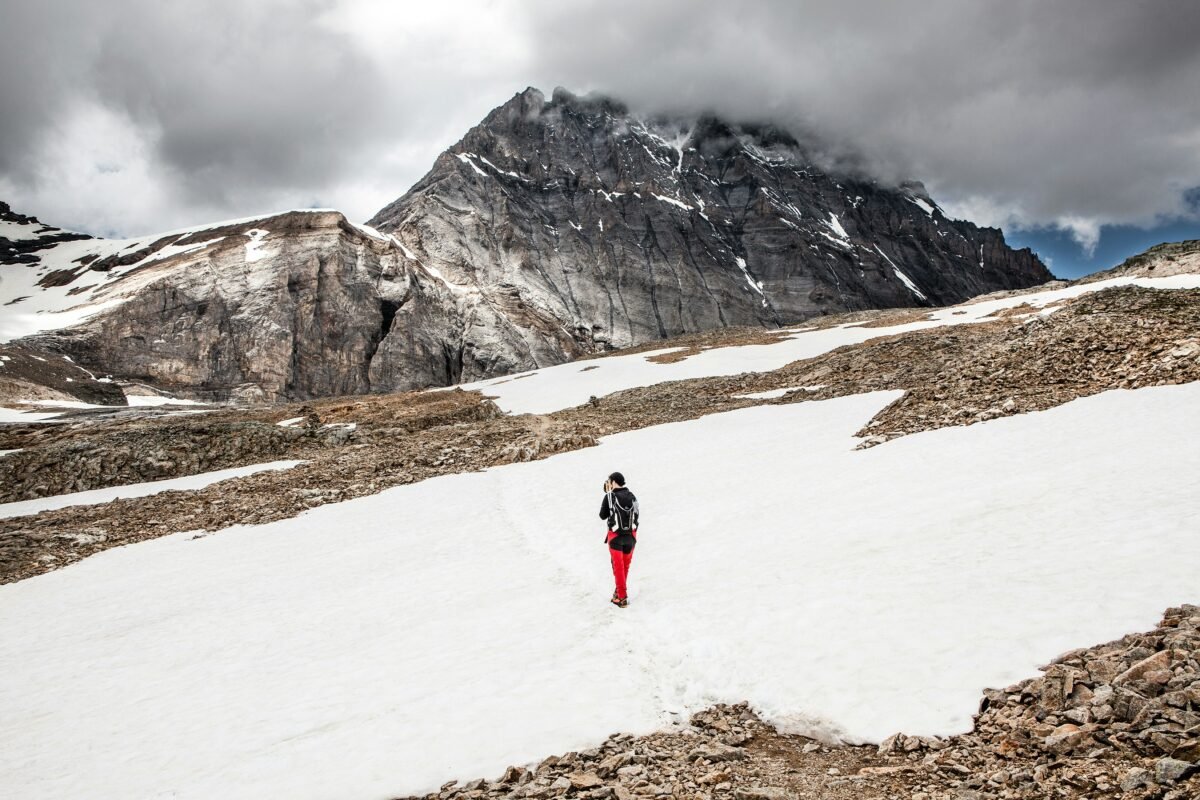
[600,472,639,608]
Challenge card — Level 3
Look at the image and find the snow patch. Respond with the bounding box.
[734,256,767,307]
[26,399,111,409]
[125,395,202,408]
[825,213,850,241]
[0,219,53,241]
[0,460,304,519]
[908,197,938,216]
[244,229,270,262]
[384,234,420,262]
[817,231,854,250]
[874,245,928,302]
[735,386,827,400]
[455,153,487,177]
[477,156,525,181]
[131,236,225,269]
[419,261,469,294]
[0,406,64,423]
[348,222,391,243]
[816,213,854,251]
[651,193,692,212]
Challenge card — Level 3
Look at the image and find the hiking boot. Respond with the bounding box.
[616,597,629,608]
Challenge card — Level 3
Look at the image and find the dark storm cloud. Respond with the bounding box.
[520,0,1200,246]
[0,2,91,179]
[87,1,390,205]
[2,0,1199,246]
[0,0,396,228]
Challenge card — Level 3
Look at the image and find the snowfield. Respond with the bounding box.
[2,384,1198,800]
[461,274,1200,414]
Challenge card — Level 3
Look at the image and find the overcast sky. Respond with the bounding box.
[3,0,1199,276]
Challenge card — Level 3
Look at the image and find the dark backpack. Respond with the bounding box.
[608,491,636,533]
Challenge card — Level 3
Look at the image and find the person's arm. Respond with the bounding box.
[599,493,610,521]
[632,498,640,530]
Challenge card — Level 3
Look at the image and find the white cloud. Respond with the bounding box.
[1055,217,1103,257]
[0,102,172,237]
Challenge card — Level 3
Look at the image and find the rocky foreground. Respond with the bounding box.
[402,607,1200,800]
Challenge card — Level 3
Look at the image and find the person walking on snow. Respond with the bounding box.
[600,472,639,608]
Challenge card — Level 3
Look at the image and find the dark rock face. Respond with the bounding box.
[370,87,1052,353]
[0,341,126,406]
[21,212,465,402]
[0,201,91,265]
[1,88,1052,402]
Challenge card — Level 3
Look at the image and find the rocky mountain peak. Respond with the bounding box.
[3,87,1054,403]
[371,86,1051,353]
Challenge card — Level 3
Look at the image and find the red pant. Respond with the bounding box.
[608,537,635,600]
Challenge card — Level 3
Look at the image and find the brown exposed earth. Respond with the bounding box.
[2,285,1198,584]
[397,606,1200,800]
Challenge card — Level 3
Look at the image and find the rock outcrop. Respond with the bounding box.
[1083,239,1200,282]
[966,604,1200,768]
[0,419,327,503]
[370,87,1051,354]
[8,211,465,401]
[1,88,1053,402]
[0,342,125,406]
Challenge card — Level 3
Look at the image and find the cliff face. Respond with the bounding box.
[7,211,465,402]
[1,88,1053,402]
[370,87,1052,354]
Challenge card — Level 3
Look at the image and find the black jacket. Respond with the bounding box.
[600,487,639,551]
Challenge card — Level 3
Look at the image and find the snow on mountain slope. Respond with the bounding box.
[0,207,475,401]
[0,218,57,242]
[1,384,1197,800]
[464,274,1200,414]
[1,236,133,342]
[0,209,334,343]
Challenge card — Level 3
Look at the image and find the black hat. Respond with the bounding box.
[608,471,625,486]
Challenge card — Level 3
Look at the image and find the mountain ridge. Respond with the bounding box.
[371,86,1050,348]
[1,87,1053,402]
